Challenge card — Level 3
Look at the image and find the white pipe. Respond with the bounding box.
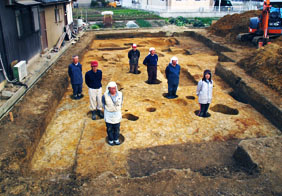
[0,53,17,83]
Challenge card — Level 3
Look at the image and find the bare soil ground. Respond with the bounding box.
[0,30,281,195]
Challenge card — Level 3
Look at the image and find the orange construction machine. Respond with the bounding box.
[237,0,282,47]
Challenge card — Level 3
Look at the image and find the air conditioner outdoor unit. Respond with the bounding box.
[13,60,27,82]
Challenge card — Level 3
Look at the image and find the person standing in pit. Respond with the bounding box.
[196,69,213,117]
[165,56,181,99]
[128,43,140,74]
[85,61,104,120]
[102,82,123,146]
[143,47,158,84]
[68,55,83,100]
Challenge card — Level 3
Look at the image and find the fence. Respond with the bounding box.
[73,1,261,19]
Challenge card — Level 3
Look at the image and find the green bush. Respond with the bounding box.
[135,19,152,27]
[91,24,100,29]
[96,22,104,28]
[193,20,205,27]
[90,0,98,8]
[194,17,218,26]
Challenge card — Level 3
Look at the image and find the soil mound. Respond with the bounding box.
[238,43,282,94]
[208,10,261,43]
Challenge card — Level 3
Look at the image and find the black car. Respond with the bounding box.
[214,0,233,11]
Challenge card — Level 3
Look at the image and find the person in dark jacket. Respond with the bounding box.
[68,55,83,100]
[196,69,213,117]
[143,47,158,84]
[165,56,181,99]
[128,44,140,74]
[85,61,103,120]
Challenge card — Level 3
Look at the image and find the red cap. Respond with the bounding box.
[132,44,137,48]
[91,61,98,67]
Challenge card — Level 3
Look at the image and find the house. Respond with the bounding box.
[0,0,42,90]
[0,0,74,90]
[36,0,74,50]
[129,0,213,12]
[74,0,91,7]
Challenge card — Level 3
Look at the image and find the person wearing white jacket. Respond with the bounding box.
[196,70,213,117]
[102,82,123,146]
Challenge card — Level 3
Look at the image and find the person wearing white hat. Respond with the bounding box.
[68,55,83,99]
[143,47,158,84]
[165,56,181,99]
[102,81,123,146]
[128,44,140,74]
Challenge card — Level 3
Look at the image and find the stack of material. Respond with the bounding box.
[208,10,261,43]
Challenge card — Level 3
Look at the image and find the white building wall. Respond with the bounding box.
[122,0,133,7]
[170,0,211,12]
[67,3,73,24]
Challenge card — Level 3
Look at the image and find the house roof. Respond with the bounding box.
[34,0,70,5]
[15,0,42,6]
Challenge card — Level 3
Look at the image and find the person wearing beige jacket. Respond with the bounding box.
[102,81,123,146]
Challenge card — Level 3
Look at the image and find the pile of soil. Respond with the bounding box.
[238,43,282,94]
[208,10,261,43]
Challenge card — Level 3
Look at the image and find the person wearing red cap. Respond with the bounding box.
[128,43,140,74]
[85,61,103,120]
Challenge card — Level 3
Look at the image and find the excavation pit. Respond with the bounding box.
[29,34,279,179]
[122,113,139,121]
[186,96,196,100]
[146,107,157,112]
[210,104,239,115]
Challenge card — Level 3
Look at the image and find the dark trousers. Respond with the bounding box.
[147,66,157,84]
[72,84,82,96]
[130,63,138,74]
[168,83,179,96]
[198,103,210,117]
[106,122,120,141]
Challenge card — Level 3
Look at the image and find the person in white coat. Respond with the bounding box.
[196,69,213,117]
[102,82,123,146]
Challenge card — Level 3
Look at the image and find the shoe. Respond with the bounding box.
[172,91,178,98]
[97,110,104,118]
[73,95,78,100]
[114,139,121,145]
[91,110,96,120]
[198,112,204,117]
[108,140,114,146]
[77,94,83,99]
[166,92,174,99]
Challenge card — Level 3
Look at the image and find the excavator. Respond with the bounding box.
[237,0,282,47]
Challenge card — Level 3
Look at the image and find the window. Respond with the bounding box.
[15,10,23,38]
[15,7,39,38]
[32,7,40,32]
[55,7,62,23]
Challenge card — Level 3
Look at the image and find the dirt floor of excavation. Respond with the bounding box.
[30,36,280,179]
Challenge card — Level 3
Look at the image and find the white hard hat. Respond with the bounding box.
[107,81,117,88]
[149,47,155,52]
[170,56,178,64]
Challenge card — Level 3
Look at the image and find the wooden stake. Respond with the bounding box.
[9,112,14,122]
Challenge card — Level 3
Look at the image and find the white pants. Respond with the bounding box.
[88,87,102,111]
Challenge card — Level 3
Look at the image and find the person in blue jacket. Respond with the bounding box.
[143,47,158,84]
[68,55,83,100]
[85,61,103,120]
[165,56,181,99]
